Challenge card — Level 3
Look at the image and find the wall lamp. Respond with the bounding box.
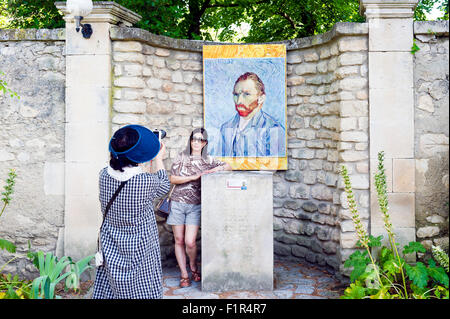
[67,0,94,39]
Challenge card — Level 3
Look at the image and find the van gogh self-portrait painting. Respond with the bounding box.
[203,44,287,170]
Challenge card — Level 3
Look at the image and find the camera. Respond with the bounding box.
[152,129,166,141]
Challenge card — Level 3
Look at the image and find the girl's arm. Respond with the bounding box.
[203,162,232,174]
[169,173,202,185]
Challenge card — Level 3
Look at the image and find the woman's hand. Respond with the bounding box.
[149,142,166,173]
[155,142,166,160]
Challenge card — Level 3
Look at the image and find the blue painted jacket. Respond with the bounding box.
[216,110,286,157]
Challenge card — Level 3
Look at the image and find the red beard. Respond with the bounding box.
[235,100,258,117]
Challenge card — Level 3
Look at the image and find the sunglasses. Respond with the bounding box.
[191,137,206,143]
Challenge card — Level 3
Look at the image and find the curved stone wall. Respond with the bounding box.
[110,22,370,274]
[0,19,447,280]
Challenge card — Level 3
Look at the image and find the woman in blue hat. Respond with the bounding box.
[168,128,232,288]
[93,125,171,299]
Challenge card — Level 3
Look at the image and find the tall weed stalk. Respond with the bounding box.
[374,151,408,298]
[341,165,383,287]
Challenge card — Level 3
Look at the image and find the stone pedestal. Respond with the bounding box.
[201,171,274,292]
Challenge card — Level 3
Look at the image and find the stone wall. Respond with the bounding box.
[0,29,66,277]
[0,18,448,279]
[413,21,449,255]
[110,23,370,273]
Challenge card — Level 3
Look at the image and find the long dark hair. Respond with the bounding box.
[109,127,139,172]
[183,128,208,159]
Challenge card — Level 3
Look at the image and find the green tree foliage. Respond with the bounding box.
[0,0,448,42]
[0,0,65,29]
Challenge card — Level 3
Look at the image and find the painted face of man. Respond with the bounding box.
[233,79,264,118]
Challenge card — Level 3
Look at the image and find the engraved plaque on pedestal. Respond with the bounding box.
[201,171,273,292]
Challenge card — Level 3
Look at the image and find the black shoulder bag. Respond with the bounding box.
[95,180,128,267]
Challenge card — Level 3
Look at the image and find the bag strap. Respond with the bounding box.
[167,184,176,199]
[103,180,128,221]
[97,180,128,250]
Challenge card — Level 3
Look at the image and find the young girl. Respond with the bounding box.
[167,128,232,287]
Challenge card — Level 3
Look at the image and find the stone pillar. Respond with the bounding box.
[360,0,419,259]
[201,171,274,292]
[55,1,141,260]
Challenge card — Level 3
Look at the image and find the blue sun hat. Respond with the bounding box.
[109,125,161,163]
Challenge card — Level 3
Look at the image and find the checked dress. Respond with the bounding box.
[93,167,171,299]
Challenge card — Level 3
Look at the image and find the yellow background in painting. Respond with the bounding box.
[216,157,288,170]
[203,44,286,59]
[203,43,287,170]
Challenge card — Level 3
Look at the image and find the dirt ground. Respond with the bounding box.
[55,280,93,299]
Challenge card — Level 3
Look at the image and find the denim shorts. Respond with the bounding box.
[166,201,201,226]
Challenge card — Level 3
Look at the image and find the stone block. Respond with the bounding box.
[155,48,171,57]
[64,194,102,260]
[419,134,449,157]
[201,172,273,291]
[339,150,368,162]
[368,52,413,90]
[113,52,145,64]
[393,159,415,193]
[114,76,146,88]
[370,193,415,228]
[66,22,112,55]
[113,100,146,113]
[417,226,440,238]
[340,131,368,142]
[123,64,143,76]
[65,122,109,163]
[44,162,65,196]
[417,94,434,113]
[65,87,110,124]
[368,18,413,51]
[338,36,368,52]
[65,161,105,200]
[339,78,367,91]
[294,63,317,75]
[66,55,111,88]
[339,117,358,131]
[369,87,414,159]
[113,41,142,52]
[287,51,302,64]
[112,113,146,125]
[340,232,358,249]
[289,184,310,199]
[370,157,393,192]
[311,185,333,201]
[355,143,368,151]
[338,52,366,66]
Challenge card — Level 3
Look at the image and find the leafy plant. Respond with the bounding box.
[65,255,95,293]
[30,251,72,299]
[340,151,449,299]
[0,273,32,299]
[411,39,421,54]
[0,168,18,286]
[0,71,20,99]
[1,168,17,219]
